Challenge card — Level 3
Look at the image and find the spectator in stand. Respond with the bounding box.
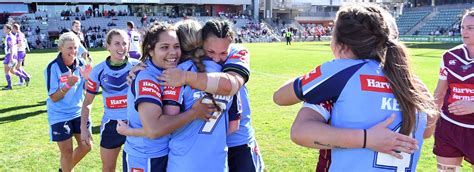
[35,26,40,35]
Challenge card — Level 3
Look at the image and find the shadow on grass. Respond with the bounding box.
[0,101,46,114]
[92,125,101,134]
[0,109,46,124]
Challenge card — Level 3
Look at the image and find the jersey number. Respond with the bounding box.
[374,125,413,172]
[199,98,227,134]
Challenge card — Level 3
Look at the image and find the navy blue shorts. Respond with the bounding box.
[100,119,126,149]
[122,151,168,172]
[50,117,90,142]
[228,140,265,172]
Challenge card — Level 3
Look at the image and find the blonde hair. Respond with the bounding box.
[175,19,205,62]
[58,32,80,48]
[105,29,129,48]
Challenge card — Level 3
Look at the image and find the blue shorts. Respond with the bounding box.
[100,119,126,149]
[3,54,16,65]
[122,151,168,172]
[17,51,26,62]
[50,116,91,142]
[128,51,141,59]
[228,140,265,172]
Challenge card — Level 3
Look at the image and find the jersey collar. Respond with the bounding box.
[56,52,83,73]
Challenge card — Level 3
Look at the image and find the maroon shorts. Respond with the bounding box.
[433,117,474,164]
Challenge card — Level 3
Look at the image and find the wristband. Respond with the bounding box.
[363,129,367,148]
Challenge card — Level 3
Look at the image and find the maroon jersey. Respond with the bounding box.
[439,44,474,127]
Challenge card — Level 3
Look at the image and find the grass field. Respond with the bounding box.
[0,41,470,171]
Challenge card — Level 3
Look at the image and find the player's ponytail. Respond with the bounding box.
[335,4,437,135]
[382,40,436,135]
[175,20,222,112]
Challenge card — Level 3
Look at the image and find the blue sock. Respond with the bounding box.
[5,75,11,87]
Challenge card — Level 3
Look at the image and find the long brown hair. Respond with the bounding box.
[334,4,437,135]
[140,22,176,63]
[202,19,234,42]
[176,19,222,112]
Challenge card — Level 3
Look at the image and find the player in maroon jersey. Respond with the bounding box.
[433,8,474,172]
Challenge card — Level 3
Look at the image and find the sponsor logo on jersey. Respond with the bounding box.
[163,86,181,101]
[301,66,321,85]
[106,95,127,109]
[449,59,457,65]
[381,97,400,111]
[138,80,162,99]
[131,168,144,172]
[360,75,392,93]
[448,83,474,103]
[86,79,98,91]
[60,75,68,83]
[230,49,249,63]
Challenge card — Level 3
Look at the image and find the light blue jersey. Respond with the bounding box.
[123,59,169,159]
[224,45,255,147]
[293,59,427,172]
[44,54,88,125]
[166,59,237,171]
[86,57,139,120]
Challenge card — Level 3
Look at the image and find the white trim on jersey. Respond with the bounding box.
[446,68,474,81]
[302,76,331,95]
[439,59,447,80]
[302,102,330,122]
[447,48,474,65]
[100,119,111,140]
[147,158,151,172]
[441,112,474,129]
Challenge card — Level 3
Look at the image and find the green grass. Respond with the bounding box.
[0,42,470,171]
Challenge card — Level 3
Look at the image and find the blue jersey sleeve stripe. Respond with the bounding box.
[293,78,304,100]
[134,98,163,112]
[86,90,98,95]
[163,100,181,107]
[228,95,242,121]
[303,62,366,104]
[96,68,104,89]
[45,62,55,92]
[222,63,250,83]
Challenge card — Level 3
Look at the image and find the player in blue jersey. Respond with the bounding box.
[156,19,239,171]
[273,4,438,171]
[12,23,31,86]
[44,32,92,172]
[157,19,264,172]
[79,29,139,172]
[116,22,214,172]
